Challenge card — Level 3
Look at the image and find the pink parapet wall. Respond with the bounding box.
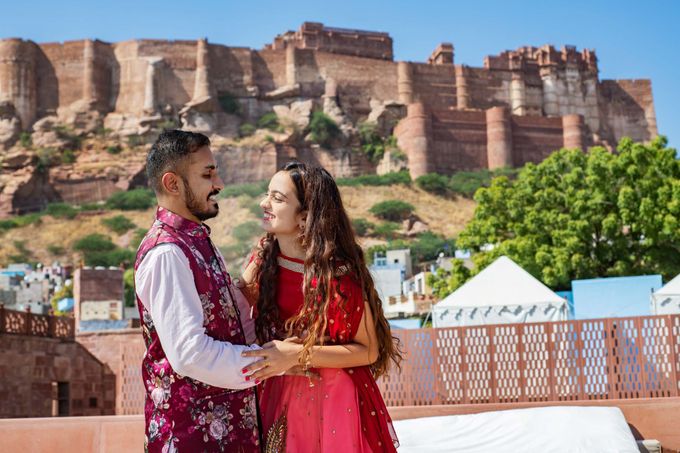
[0,415,144,453]
[0,398,679,452]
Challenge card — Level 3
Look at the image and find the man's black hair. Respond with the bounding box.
[146,129,210,193]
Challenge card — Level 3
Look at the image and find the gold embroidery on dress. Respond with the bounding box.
[265,410,288,453]
[277,256,350,277]
[277,256,304,273]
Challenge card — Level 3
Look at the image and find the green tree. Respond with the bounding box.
[427,259,471,299]
[50,282,73,315]
[123,268,136,307]
[430,137,680,296]
[369,200,415,221]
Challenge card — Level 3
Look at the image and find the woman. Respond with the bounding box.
[240,161,402,452]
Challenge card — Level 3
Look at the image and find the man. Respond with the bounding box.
[135,130,261,452]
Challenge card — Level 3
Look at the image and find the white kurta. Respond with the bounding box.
[135,243,260,390]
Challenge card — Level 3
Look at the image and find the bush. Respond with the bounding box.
[218,92,241,115]
[53,125,82,149]
[416,173,450,196]
[373,222,401,239]
[73,234,117,253]
[308,111,340,147]
[106,189,155,211]
[102,215,136,235]
[239,123,256,137]
[36,147,58,172]
[47,244,65,255]
[351,218,374,237]
[19,131,32,148]
[232,221,261,243]
[358,122,387,163]
[127,135,144,147]
[157,119,178,130]
[335,171,411,187]
[106,145,122,155]
[79,202,103,211]
[46,202,78,219]
[257,112,280,131]
[0,219,18,231]
[74,233,133,267]
[61,149,77,164]
[448,168,517,198]
[220,181,268,199]
[13,213,43,227]
[94,127,112,137]
[369,200,415,221]
[9,240,33,263]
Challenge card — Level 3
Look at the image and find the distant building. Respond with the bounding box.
[370,249,412,304]
[74,267,124,328]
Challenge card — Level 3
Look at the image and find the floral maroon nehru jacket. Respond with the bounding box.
[135,207,260,453]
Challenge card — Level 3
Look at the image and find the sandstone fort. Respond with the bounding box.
[0,22,657,216]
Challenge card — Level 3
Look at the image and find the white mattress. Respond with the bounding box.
[393,406,639,453]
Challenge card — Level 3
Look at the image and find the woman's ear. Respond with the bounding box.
[298,210,308,229]
[161,172,181,195]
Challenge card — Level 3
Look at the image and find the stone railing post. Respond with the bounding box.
[25,305,32,335]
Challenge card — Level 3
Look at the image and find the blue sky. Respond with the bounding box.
[2,0,677,148]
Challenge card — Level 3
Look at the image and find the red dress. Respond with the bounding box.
[258,253,398,452]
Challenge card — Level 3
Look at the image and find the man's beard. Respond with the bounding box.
[181,176,219,221]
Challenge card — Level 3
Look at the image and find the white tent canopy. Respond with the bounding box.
[651,273,680,315]
[432,256,568,327]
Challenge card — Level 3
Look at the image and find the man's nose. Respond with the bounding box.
[213,174,224,191]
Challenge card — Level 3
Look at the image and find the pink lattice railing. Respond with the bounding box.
[377,315,680,407]
[0,305,74,340]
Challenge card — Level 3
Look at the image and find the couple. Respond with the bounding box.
[135,129,401,452]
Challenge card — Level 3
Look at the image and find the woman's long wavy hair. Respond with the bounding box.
[254,161,402,377]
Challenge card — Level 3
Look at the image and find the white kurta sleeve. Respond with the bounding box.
[135,244,260,390]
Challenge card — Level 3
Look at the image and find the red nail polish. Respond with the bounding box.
[245,376,250,381]
[241,369,247,374]
[255,379,261,385]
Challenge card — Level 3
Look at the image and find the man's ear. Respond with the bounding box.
[161,172,181,196]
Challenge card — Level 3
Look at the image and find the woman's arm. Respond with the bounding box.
[241,300,379,381]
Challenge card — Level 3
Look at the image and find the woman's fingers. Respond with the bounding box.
[242,359,267,376]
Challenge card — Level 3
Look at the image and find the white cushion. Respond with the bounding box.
[393,406,639,453]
